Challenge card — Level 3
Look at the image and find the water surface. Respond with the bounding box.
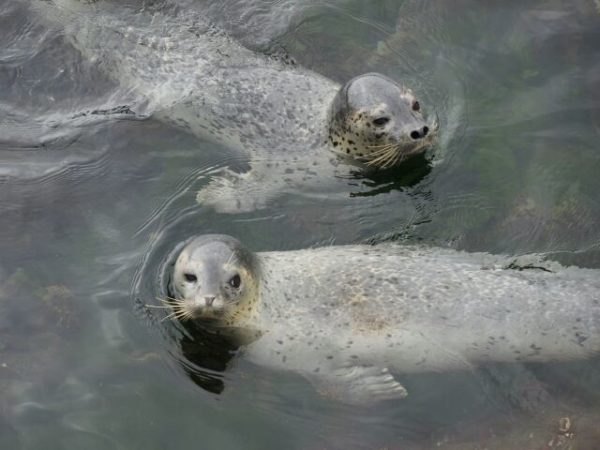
[1,0,600,448]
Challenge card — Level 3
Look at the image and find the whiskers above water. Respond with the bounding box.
[365,143,406,169]
[366,133,435,169]
[145,296,194,322]
[146,296,236,326]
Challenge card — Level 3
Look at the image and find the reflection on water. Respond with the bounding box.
[1,0,600,448]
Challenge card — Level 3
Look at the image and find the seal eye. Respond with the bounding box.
[412,101,420,112]
[184,273,197,283]
[229,274,241,289]
[372,117,390,127]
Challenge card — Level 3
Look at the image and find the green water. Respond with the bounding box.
[1,0,599,448]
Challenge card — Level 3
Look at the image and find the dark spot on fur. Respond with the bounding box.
[575,332,589,346]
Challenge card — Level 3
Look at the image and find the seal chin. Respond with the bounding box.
[184,303,226,321]
[363,133,435,169]
[362,142,406,169]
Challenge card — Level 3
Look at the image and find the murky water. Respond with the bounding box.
[1,0,600,448]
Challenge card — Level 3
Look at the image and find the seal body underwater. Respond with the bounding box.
[31,0,437,212]
[168,235,600,404]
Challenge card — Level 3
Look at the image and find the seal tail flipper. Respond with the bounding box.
[308,365,408,405]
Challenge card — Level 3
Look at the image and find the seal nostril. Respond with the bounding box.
[205,296,216,307]
[410,130,420,140]
[422,126,429,136]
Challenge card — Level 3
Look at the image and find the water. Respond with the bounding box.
[1,0,599,448]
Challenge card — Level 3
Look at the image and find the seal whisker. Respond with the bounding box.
[383,146,398,165]
[222,247,237,266]
[173,307,194,321]
[156,296,178,305]
[176,310,193,322]
[369,144,396,156]
[386,145,403,168]
[365,148,393,164]
[169,299,189,307]
[375,148,399,169]
[157,298,188,311]
[365,155,387,167]
[366,145,399,167]
[160,310,180,322]
[367,143,396,149]
[389,147,405,168]
[370,149,395,160]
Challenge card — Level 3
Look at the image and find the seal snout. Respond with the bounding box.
[410,125,429,140]
[192,292,224,310]
[185,293,226,320]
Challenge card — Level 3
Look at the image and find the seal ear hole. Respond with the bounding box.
[184,273,197,283]
[229,274,241,289]
[412,101,420,112]
[372,117,390,127]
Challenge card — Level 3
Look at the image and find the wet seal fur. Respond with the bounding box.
[168,235,600,404]
[33,0,437,212]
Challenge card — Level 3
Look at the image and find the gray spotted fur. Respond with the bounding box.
[253,246,600,368]
[33,0,434,212]
[174,236,600,403]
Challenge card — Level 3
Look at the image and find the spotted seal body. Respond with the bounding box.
[171,235,600,404]
[33,0,437,212]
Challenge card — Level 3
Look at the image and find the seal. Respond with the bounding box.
[32,0,437,212]
[167,235,600,404]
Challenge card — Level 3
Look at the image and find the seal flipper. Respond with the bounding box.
[309,365,408,405]
[70,105,148,122]
[196,167,284,213]
[502,254,562,273]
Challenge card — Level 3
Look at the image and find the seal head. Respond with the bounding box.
[329,73,437,169]
[172,235,259,326]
